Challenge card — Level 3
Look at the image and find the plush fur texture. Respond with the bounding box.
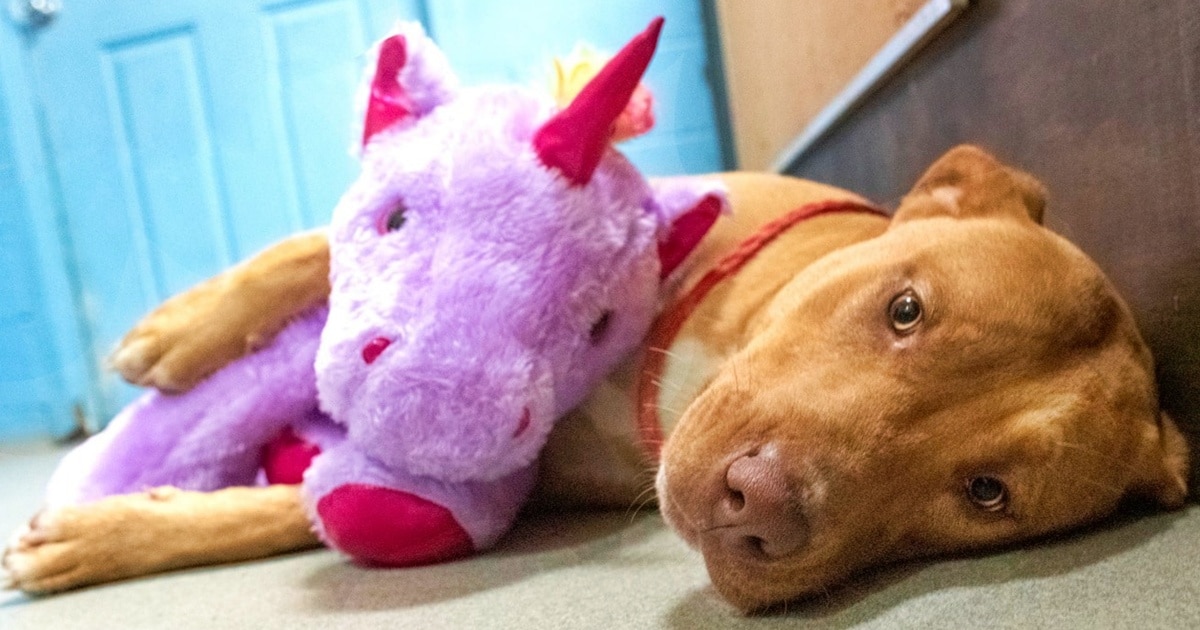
[43,19,728,566]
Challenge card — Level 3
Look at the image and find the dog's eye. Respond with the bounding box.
[589,310,614,345]
[966,476,1008,512]
[379,204,407,234]
[888,291,922,332]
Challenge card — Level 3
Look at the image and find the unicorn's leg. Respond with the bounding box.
[45,307,329,506]
[303,440,536,566]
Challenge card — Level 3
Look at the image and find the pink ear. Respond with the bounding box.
[362,34,414,147]
[657,194,723,279]
[652,178,730,278]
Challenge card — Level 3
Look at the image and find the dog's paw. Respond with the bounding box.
[109,332,168,387]
[110,322,209,393]
[2,492,182,594]
[109,288,251,393]
[3,509,94,594]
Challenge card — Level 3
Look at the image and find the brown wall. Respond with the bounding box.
[715,0,927,170]
[788,0,1200,482]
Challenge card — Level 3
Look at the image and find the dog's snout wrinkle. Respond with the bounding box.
[710,444,809,560]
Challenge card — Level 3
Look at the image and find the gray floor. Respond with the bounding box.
[4,443,1200,629]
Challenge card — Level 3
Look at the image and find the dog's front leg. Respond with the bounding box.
[111,230,332,392]
[3,484,319,594]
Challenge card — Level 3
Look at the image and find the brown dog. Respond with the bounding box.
[3,147,1187,611]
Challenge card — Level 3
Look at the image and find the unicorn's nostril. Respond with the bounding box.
[513,408,532,438]
[362,337,392,364]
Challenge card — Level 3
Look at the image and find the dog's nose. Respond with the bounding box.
[714,445,808,559]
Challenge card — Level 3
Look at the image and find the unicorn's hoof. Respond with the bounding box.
[316,484,474,566]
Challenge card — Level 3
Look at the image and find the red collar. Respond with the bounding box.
[636,199,887,461]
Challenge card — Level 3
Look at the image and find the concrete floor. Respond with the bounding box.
[4,443,1200,629]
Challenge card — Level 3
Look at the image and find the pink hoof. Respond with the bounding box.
[261,427,321,485]
[316,483,474,566]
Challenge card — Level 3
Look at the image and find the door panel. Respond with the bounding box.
[262,0,371,228]
[103,29,235,298]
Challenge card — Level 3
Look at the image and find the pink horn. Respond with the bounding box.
[533,17,664,186]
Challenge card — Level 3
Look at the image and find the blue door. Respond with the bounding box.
[0,69,87,441]
[0,0,729,440]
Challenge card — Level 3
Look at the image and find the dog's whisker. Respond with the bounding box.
[655,404,685,419]
[647,346,684,361]
[625,479,662,522]
[652,377,690,396]
[630,486,656,508]
[634,467,661,484]
[631,476,658,500]
[649,374,689,392]
[627,495,657,523]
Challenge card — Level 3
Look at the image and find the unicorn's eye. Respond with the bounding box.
[589,310,614,345]
[379,204,407,234]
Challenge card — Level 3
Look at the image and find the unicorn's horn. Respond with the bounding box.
[532,17,663,185]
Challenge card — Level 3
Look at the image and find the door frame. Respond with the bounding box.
[0,21,99,439]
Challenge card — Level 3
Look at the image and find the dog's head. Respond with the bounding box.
[656,146,1189,611]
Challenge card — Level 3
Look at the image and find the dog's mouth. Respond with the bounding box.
[657,441,858,611]
[655,463,700,546]
[655,451,734,547]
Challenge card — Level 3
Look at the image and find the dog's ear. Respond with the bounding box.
[892,145,1047,226]
[1127,411,1190,508]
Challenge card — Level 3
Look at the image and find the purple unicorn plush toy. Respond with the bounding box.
[44,18,728,566]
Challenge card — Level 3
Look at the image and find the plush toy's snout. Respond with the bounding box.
[338,333,555,483]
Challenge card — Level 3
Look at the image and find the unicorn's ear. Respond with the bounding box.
[359,22,459,148]
[652,177,730,279]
